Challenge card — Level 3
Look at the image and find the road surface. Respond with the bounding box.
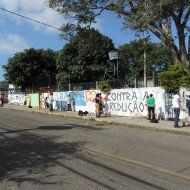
[0,109,190,190]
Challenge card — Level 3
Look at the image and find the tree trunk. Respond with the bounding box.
[178,30,189,68]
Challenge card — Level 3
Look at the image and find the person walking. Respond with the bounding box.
[172,90,181,128]
[146,94,155,121]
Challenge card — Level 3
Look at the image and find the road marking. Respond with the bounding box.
[87,148,190,181]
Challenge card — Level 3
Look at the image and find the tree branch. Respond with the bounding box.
[182,6,190,26]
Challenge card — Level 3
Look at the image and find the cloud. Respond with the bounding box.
[0,34,29,54]
[0,0,65,33]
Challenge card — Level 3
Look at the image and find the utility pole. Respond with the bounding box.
[143,39,147,87]
[188,35,190,61]
[68,71,71,91]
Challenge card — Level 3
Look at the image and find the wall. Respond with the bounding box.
[53,90,99,112]
[8,94,25,105]
[8,87,167,118]
[109,87,166,117]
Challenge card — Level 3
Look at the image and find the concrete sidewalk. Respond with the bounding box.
[2,104,190,135]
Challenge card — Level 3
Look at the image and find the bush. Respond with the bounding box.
[97,80,112,92]
[159,63,190,91]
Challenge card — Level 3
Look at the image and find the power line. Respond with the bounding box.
[0,7,61,31]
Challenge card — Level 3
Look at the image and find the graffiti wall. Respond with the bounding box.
[109,87,166,117]
[52,90,99,112]
[8,87,167,117]
[8,94,25,105]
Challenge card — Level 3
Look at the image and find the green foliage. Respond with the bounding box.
[0,81,8,91]
[97,80,112,92]
[119,40,173,86]
[48,0,190,67]
[56,28,115,86]
[3,48,57,90]
[159,63,190,91]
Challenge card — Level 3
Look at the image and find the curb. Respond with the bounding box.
[2,106,190,136]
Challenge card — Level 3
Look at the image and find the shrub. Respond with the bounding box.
[159,63,190,91]
[97,80,112,92]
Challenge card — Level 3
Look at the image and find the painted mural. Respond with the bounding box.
[109,87,166,117]
[8,87,170,118]
[53,91,90,111]
[8,94,25,105]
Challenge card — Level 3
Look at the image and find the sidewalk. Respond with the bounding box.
[2,104,190,135]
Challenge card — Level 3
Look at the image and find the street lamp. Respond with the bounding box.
[143,38,147,87]
[68,70,71,91]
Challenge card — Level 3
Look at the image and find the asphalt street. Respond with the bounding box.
[0,109,190,190]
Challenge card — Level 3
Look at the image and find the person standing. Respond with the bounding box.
[186,95,190,115]
[95,93,103,118]
[48,93,53,112]
[71,96,75,111]
[44,97,49,111]
[172,90,181,128]
[146,94,155,121]
[0,94,3,106]
[67,95,72,111]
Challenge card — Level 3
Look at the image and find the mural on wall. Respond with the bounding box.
[8,94,25,105]
[109,87,166,117]
[53,91,87,111]
[164,93,174,118]
[9,87,169,118]
[85,90,99,113]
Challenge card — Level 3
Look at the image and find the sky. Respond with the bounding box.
[0,0,161,81]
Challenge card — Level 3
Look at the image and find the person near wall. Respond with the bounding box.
[71,96,75,111]
[48,93,53,112]
[95,93,101,118]
[44,97,49,111]
[67,95,72,111]
[24,94,27,106]
[0,94,3,106]
[146,94,155,121]
[28,95,32,108]
[172,90,181,128]
[186,95,190,116]
[145,95,149,119]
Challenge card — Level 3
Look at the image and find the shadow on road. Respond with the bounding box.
[0,129,86,185]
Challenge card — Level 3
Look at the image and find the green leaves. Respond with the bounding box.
[159,63,190,91]
[56,28,115,86]
[97,80,112,92]
[3,48,57,90]
[119,40,173,86]
[48,0,190,67]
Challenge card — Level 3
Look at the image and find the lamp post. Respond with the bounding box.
[143,38,147,87]
[188,35,190,62]
[68,71,71,91]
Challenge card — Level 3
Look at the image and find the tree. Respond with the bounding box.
[0,81,8,91]
[3,48,57,90]
[48,0,190,68]
[56,28,115,89]
[119,40,173,86]
[159,63,190,91]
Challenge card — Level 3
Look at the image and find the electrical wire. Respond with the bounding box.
[0,7,61,31]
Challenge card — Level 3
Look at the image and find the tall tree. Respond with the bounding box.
[3,48,57,90]
[0,81,8,91]
[119,40,173,86]
[48,0,190,68]
[56,28,115,89]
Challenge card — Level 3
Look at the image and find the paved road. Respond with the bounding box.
[0,109,190,190]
